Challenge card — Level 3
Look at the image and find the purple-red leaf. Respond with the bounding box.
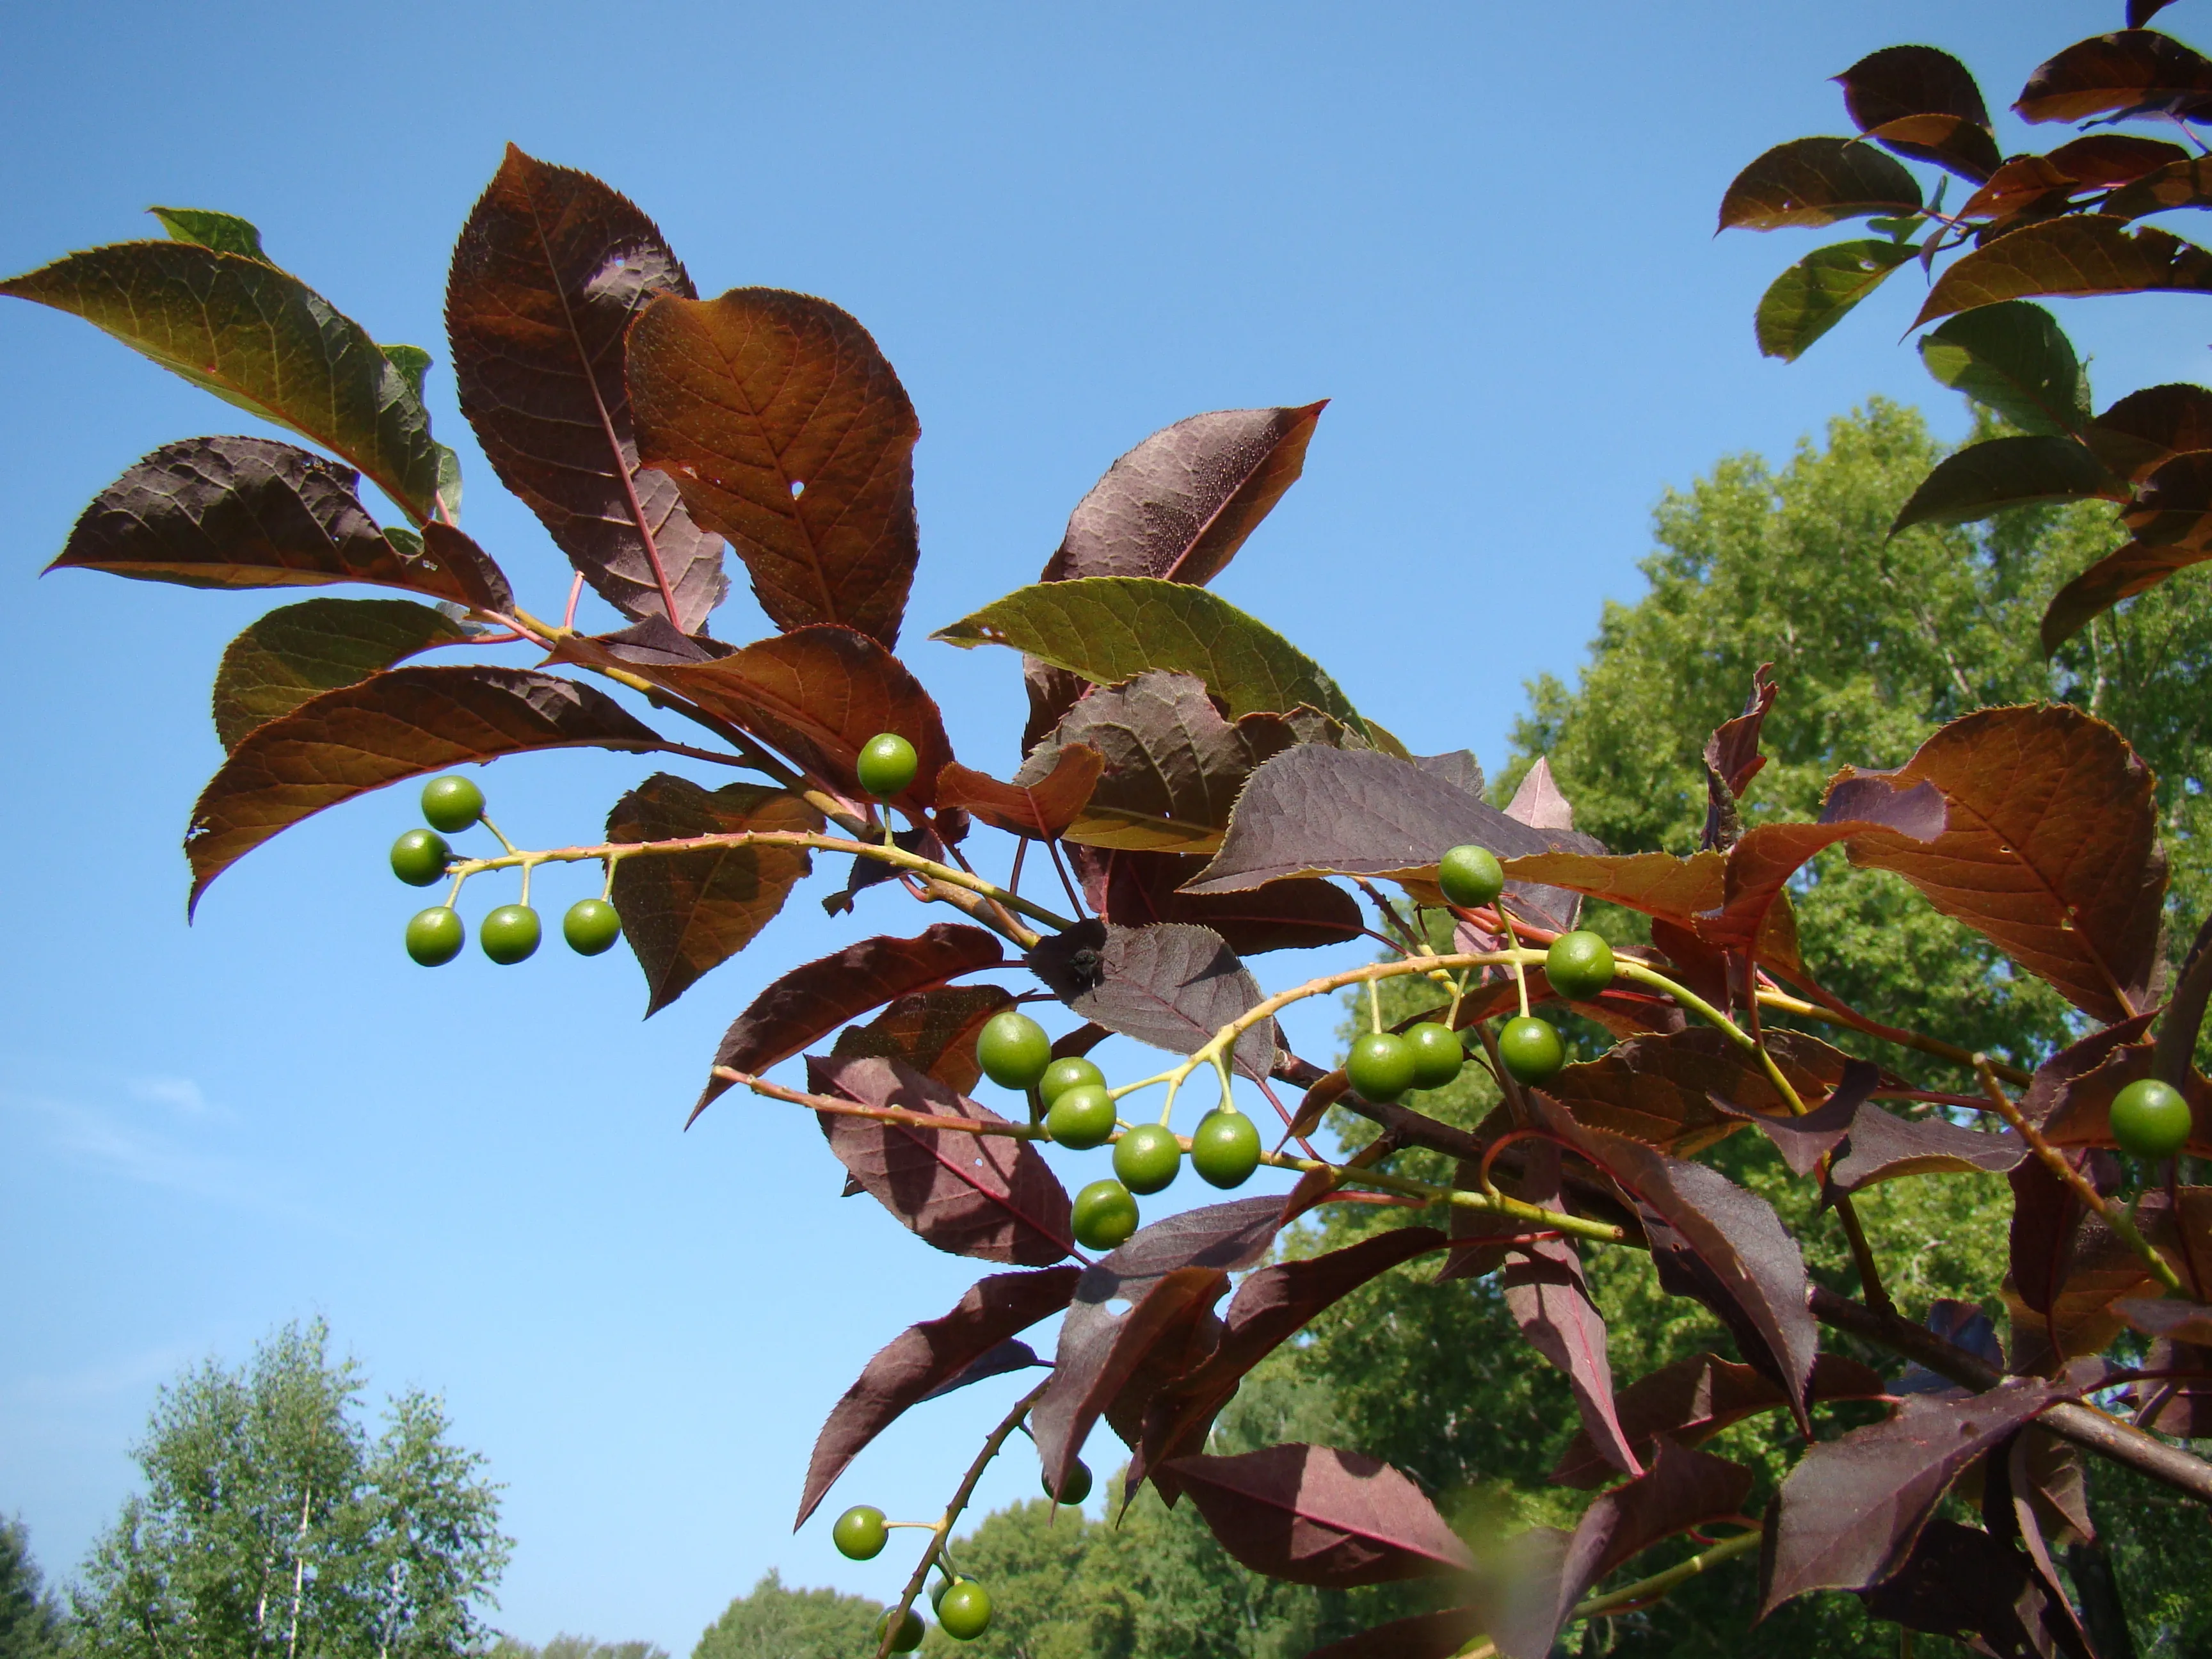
[1544,1029,1870,1157]
[1699,664,1777,851]
[2016,28,2212,124]
[1164,1443,1475,1587]
[1031,1195,1283,1496]
[446,145,726,632]
[692,924,1004,1119]
[1553,1351,1890,1489]
[2042,538,2212,653]
[627,287,919,648]
[1026,921,1281,1080]
[806,1055,1073,1266]
[1827,1103,2028,1192]
[1531,1093,1818,1415]
[1717,138,1922,231]
[2085,381,2212,481]
[830,984,1017,1096]
[1763,1375,2087,1608]
[1492,1443,1755,1659]
[795,1265,1081,1527]
[1858,1519,2092,1659]
[1836,45,1998,182]
[1304,1608,1486,1659]
[935,748,1103,840]
[186,666,665,913]
[607,773,822,1014]
[1071,847,1362,956]
[1914,217,2212,331]
[1828,705,2167,1024]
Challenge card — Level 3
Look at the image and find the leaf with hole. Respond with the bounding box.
[936,577,1381,746]
[628,286,918,647]
[1754,239,1918,361]
[607,773,821,1013]
[796,1265,1082,1527]
[1918,303,2093,437]
[692,924,1004,1119]
[1827,704,2166,1023]
[447,145,726,632]
[211,598,470,750]
[1914,218,2212,330]
[1717,139,1922,231]
[1,241,442,520]
[1164,1443,1475,1588]
[47,437,474,601]
[186,667,666,912]
[805,1054,1073,1266]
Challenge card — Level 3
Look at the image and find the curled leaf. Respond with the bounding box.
[211,598,470,750]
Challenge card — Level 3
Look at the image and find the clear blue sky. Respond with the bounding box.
[1,1,2197,1651]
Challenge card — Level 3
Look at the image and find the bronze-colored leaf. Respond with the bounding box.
[2122,449,2212,548]
[1956,155,2088,225]
[806,1055,1073,1265]
[1544,1028,1869,1156]
[1829,705,2167,1023]
[2016,28,2212,125]
[830,984,1016,1096]
[447,145,727,632]
[935,748,1103,838]
[1718,138,1922,231]
[1028,921,1281,1080]
[2048,540,2212,648]
[2103,152,2212,218]
[1889,435,2128,532]
[1071,847,1362,956]
[210,598,469,750]
[417,523,515,616]
[1693,783,1946,956]
[1913,217,2212,330]
[607,773,821,1013]
[1835,45,1998,180]
[628,287,918,646]
[186,666,666,912]
[47,437,472,600]
[692,924,1005,1118]
[2085,381,2212,480]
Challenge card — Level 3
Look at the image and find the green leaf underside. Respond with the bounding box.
[1718,137,1922,231]
[1918,301,2091,435]
[46,435,474,602]
[1891,434,2126,532]
[0,241,442,520]
[211,598,470,750]
[934,577,1382,748]
[185,666,668,913]
[1755,240,1918,361]
[148,206,266,260]
[1913,218,2212,330]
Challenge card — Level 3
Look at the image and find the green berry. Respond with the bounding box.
[856,732,919,797]
[405,907,465,966]
[874,1609,924,1653]
[831,1505,888,1560]
[2111,1077,2193,1160]
[936,1580,991,1642]
[1498,1015,1567,1086]
[1546,931,1617,1000]
[1404,1022,1465,1090]
[1072,1178,1139,1251]
[1347,1031,1418,1103]
[1438,844,1505,910]
[479,904,541,965]
[1046,1083,1117,1150]
[1039,1056,1106,1107]
[1113,1123,1182,1194]
[562,898,621,956]
[977,1011,1054,1090]
[389,828,452,887]
[1190,1109,1262,1189]
[1045,1459,1093,1505]
[420,774,485,833]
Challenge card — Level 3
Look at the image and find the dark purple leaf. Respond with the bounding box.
[445,145,727,632]
[2042,538,2212,653]
[806,1055,1073,1266]
[1071,846,1361,955]
[1717,138,1922,231]
[1704,1058,1879,1177]
[1699,664,1777,851]
[829,984,1018,1096]
[1304,1608,1486,1659]
[795,1265,1081,1526]
[1028,921,1280,1081]
[1163,1443,1475,1587]
[2085,381,2212,481]
[822,824,946,917]
[692,924,1004,1119]
[1857,1520,2091,1659]
[2016,28,2212,125]
[1763,1375,2087,1608]
[913,1337,1046,1402]
[1828,1103,2028,1192]
[1836,45,1998,181]
[1545,1029,1870,1158]
[1553,1351,1889,1489]
[1492,1443,1755,1659]
[1185,744,1598,901]
[1030,1195,1282,1496]
[1530,1093,1818,1417]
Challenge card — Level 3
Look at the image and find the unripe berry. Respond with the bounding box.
[1438,844,1504,909]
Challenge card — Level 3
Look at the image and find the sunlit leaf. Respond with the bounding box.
[148,206,267,260]
[1917,302,2093,435]
[2041,541,2212,652]
[2102,152,2212,218]
[1164,1443,1476,1587]
[935,748,1103,838]
[447,145,728,632]
[1717,138,1921,230]
[1027,920,1280,1080]
[629,286,918,647]
[2015,28,2212,125]
[210,598,469,750]
[1914,217,2212,330]
[1544,1029,1870,1157]
[1,241,443,520]
[186,666,666,912]
[1754,239,1918,361]
[1835,45,1998,181]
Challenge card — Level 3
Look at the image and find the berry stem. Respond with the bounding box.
[1500,910,1532,1020]
[1973,1055,2184,1294]
[1366,977,1383,1036]
[477,815,520,857]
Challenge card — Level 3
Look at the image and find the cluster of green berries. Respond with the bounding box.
[2110,1077,2194,1160]
[832,1502,1022,1645]
[390,776,622,967]
[972,1010,1265,1253]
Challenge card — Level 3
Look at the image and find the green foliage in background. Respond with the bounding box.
[692,1572,886,1659]
[0,1519,68,1659]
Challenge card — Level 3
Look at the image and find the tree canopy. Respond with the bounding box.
[691,1571,885,1659]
